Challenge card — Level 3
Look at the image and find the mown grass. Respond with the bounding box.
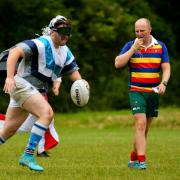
[0,107,179,180]
[58,107,180,129]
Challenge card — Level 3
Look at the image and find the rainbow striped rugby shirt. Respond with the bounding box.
[119,36,170,92]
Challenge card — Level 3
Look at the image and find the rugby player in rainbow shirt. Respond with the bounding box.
[115,18,171,169]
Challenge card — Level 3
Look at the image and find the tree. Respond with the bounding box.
[0,0,179,112]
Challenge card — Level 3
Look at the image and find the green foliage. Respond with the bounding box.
[161,56,180,105]
[0,0,179,112]
[0,0,66,48]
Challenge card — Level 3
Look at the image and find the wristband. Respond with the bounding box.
[162,81,168,87]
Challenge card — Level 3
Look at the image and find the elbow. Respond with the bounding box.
[70,71,82,81]
[114,61,119,69]
[114,57,121,69]
[115,60,124,69]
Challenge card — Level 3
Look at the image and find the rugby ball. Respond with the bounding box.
[70,79,90,107]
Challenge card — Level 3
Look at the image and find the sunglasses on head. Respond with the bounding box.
[53,27,72,36]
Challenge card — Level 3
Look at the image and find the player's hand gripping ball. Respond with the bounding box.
[70,79,90,107]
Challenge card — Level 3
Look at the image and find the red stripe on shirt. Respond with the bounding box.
[131,77,160,83]
[140,48,162,54]
[131,62,160,68]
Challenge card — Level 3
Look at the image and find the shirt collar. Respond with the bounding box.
[149,35,158,47]
[134,35,158,49]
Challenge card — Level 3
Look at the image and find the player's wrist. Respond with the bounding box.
[131,45,137,52]
[55,77,62,82]
[161,81,168,87]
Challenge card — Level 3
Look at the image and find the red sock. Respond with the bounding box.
[138,155,146,162]
[130,151,137,161]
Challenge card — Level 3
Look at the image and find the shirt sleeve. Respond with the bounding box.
[60,46,79,76]
[60,59,79,76]
[118,41,134,55]
[161,42,170,63]
[15,42,33,60]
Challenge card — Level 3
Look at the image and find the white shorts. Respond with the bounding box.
[9,75,39,107]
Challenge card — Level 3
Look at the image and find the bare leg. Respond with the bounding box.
[145,117,153,138]
[0,92,53,141]
[132,117,152,152]
[22,93,53,126]
[134,113,147,155]
[0,107,29,140]
[19,93,54,171]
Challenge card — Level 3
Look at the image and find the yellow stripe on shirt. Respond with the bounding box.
[132,72,160,78]
[131,85,153,91]
[131,58,161,63]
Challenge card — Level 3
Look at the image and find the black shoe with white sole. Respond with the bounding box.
[37,151,50,157]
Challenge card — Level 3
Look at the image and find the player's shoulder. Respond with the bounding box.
[15,41,33,56]
[155,40,168,51]
[61,45,74,57]
[61,45,71,52]
[124,39,135,47]
[156,39,165,45]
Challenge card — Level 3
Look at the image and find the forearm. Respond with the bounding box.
[161,63,171,84]
[52,79,62,96]
[115,47,135,68]
[69,71,82,81]
[156,63,171,95]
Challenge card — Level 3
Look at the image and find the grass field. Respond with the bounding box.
[0,107,179,180]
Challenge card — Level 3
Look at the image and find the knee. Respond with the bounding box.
[136,121,146,132]
[42,108,54,122]
[134,114,147,132]
[48,109,54,121]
